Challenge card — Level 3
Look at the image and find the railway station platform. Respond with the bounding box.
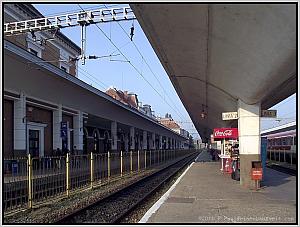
[141,150,296,223]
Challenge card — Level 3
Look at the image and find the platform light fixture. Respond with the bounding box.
[200,104,207,119]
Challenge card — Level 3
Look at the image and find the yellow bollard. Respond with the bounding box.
[66,153,70,197]
[28,153,32,209]
[90,152,94,189]
[120,151,123,177]
[130,150,133,174]
[138,150,140,172]
[108,151,111,180]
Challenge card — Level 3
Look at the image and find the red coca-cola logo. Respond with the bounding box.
[214,130,233,137]
[213,128,238,139]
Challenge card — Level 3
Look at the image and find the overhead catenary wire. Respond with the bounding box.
[24,36,110,90]
[34,4,125,18]
[77,4,188,125]
[103,4,188,123]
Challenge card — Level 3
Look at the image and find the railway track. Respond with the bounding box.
[55,152,199,224]
[267,164,296,176]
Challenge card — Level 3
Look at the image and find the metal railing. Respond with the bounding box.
[267,149,296,165]
[4,149,197,213]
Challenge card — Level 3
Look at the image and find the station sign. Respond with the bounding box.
[222,112,238,120]
[261,110,277,118]
[213,128,238,139]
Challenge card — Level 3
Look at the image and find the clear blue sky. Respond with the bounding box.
[33,3,296,139]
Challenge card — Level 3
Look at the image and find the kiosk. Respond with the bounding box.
[213,128,239,173]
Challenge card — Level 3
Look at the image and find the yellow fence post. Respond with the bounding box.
[108,151,111,180]
[130,150,133,174]
[66,153,70,197]
[145,150,147,169]
[120,151,123,177]
[90,152,94,189]
[28,153,33,209]
[138,150,140,172]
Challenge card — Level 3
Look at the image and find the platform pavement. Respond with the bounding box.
[144,150,296,223]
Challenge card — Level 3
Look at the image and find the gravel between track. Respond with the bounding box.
[4,169,157,224]
[60,153,198,223]
[120,161,192,223]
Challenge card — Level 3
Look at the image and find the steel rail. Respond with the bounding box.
[55,151,199,223]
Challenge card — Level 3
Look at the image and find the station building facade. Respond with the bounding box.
[3,4,188,159]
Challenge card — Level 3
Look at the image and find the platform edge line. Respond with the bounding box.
[138,161,195,223]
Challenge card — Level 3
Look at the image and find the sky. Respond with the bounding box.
[33,3,296,139]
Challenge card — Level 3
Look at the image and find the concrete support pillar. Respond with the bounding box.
[111,121,118,151]
[159,135,163,150]
[124,133,129,152]
[151,133,155,150]
[143,130,147,150]
[130,127,135,150]
[14,93,26,153]
[53,104,62,150]
[238,99,261,189]
[73,111,83,153]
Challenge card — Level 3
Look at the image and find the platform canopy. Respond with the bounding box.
[131,4,296,142]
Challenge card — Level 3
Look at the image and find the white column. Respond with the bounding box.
[53,104,62,150]
[143,130,147,150]
[159,135,163,149]
[151,133,156,150]
[124,133,129,152]
[111,121,118,150]
[130,127,135,150]
[73,111,83,153]
[238,99,261,188]
[14,92,26,152]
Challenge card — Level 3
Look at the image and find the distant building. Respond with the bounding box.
[4,4,80,76]
[158,113,191,142]
[106,87,158,120]
[158,114,181,134]
[138,103,156,119]
[106,87,139,109]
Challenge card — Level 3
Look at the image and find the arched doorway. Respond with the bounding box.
[135,134,139,151]
[103,130,110,153]
[120,134,125,152]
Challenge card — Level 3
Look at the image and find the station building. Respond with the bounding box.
[3,4,189,158]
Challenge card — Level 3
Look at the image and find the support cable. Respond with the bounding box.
[103,4,187,122]
[77,4,187,124]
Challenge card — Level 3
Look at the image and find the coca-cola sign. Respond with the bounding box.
[213,128,238,139]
